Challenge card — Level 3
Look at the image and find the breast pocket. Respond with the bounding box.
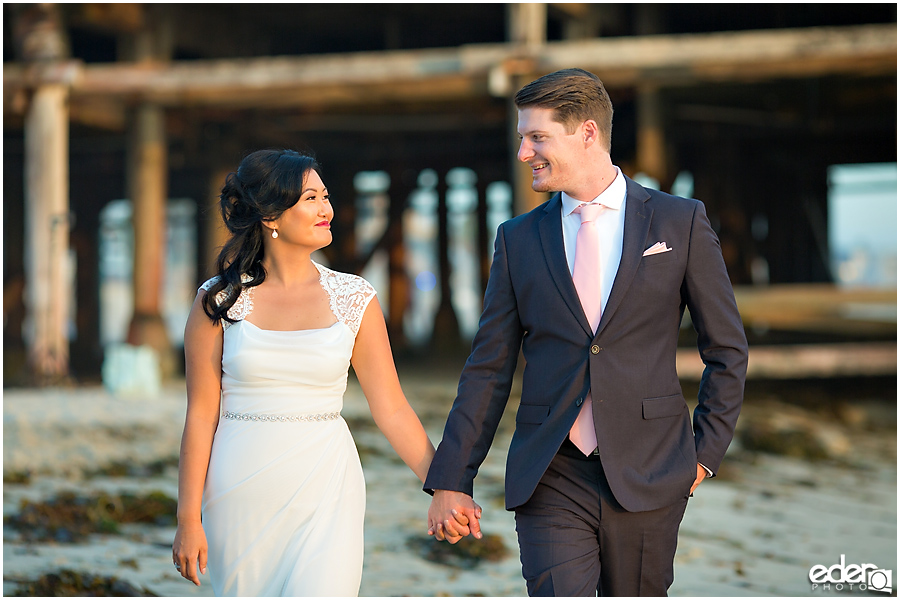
[641,248,679,267]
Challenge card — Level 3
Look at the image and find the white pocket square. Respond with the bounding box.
[642,242,673,257]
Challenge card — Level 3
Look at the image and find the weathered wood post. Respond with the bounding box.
[507,3,549,216]
[475,174,491,299]
[125,102,173,374]
[24,84,71,383]
[635,5,669,187]
[15,4,72,383]
[204,166,232,278]
[431,169,462,353]
[385,166,415,348]
[636,83,668,185]
[123,9,176,378]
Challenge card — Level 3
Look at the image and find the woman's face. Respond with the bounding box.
[268,169,333,250]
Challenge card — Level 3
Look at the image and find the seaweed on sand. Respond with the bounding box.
[5,490,177,543]
[406,532,510,568]
[7,569,156,596]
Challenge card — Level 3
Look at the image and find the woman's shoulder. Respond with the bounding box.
[196,273,255,327]
[198,275,222,292]
[314,262,376,297]
[314,262,376,336]
[198,273,253,293]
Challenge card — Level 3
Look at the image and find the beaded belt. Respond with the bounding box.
[222,410,341,423]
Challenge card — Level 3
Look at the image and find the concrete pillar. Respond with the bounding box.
[24,83,70,382]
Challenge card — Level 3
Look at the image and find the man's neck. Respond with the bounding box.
[565,160,619,203]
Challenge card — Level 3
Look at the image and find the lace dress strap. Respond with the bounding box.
[199,275,255,330]
[314,262,376,337]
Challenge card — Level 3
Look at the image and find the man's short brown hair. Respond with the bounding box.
[514,68,614,152]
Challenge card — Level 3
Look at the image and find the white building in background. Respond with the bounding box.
[827,163,897,288]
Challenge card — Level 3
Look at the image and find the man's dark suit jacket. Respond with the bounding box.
[424,176,749,513]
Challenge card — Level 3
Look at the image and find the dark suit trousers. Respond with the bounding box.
[514,439,689,597]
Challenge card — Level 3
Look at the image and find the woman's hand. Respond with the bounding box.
[174,291,221,587]
[427,490,483,543]
[172,521,208,586]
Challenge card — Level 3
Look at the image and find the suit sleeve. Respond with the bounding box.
[681,201,749,475]
[423,223,524,496]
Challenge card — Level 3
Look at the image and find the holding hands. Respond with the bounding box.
[427,490,483,544]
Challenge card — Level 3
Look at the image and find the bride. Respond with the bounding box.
[171,149,475,596]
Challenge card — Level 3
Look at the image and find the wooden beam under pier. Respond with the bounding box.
[5,24,895,115]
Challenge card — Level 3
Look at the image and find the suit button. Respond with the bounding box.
[591,345,600,354]
[575,397,583,407]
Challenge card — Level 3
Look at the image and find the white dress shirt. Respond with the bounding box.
[561,166,627,315]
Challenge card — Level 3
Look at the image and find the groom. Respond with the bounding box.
[424,69,748,596]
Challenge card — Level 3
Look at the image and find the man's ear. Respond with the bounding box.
[582,120,600,146]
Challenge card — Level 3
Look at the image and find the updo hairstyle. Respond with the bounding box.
[202,149,321,323]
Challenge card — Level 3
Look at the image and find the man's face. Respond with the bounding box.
[516,107,585,195]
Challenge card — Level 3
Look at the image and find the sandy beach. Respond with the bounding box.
[3,367,896,596]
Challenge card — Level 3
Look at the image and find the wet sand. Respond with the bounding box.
[3,367,896,596]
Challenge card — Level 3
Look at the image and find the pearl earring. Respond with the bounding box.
[272,229,278,239]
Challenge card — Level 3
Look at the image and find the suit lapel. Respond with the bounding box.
[538,193,594,337]
[597,178,653,336]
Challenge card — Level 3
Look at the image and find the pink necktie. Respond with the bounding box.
[569,203,603,455]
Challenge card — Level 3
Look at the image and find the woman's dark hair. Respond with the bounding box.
[202,149,321,323]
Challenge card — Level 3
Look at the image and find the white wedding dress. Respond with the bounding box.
[199,262,375,596]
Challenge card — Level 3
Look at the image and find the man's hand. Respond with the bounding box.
[427,490,482,544]
[690,463,707,495]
